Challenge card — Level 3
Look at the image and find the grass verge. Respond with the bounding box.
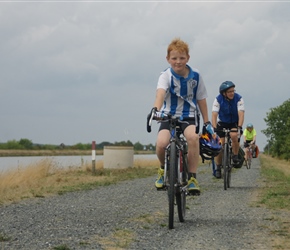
[0,158,159,205]
[259,154,290,249]
[259,154,290,209]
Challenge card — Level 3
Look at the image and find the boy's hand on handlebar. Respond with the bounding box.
[147,107,157,120]
[148,108,166,121]
[147,107,157,133]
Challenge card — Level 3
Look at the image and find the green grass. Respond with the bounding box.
[259,154,290,249]
[259,155,290,210]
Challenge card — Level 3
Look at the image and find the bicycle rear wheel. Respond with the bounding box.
[168,141,177,229]
[222,143,229,190]
[176,150,187,222]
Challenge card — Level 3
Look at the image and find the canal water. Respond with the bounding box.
[0,154,156,173]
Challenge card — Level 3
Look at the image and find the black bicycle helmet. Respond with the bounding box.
[199,132,222,162]
[219,81,235,94]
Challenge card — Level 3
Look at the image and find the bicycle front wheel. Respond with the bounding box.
[227,153,232,188]
[245,159,249,169]
[222,143,229,190]
[168,141,177,229]
[176,150,187,222]
[248,151,252,169]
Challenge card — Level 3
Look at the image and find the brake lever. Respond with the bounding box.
[147,111,155,133]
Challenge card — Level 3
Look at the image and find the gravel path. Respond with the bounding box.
[0,158,279,249]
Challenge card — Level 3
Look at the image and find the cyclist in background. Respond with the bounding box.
[243,123,257,161]
[211,81,245,179]
[148,38,214,195]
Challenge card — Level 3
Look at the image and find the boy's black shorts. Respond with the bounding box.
[159,117,197,133]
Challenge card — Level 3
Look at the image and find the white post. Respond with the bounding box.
[92,141,96,175]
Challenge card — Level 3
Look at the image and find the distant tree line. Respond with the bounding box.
[0,139,155,151]
[262,98,290,160]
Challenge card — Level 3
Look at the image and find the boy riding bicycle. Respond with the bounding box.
[148,38,214,195]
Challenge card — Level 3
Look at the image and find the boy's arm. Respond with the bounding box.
[197,98,209,123]
[153,88,166,110]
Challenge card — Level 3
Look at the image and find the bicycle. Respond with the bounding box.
[218,128,239,190]
[147,111,190,229]
[244,142,253,169]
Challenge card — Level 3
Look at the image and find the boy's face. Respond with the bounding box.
[166,50,190,76]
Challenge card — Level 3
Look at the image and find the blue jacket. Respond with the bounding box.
[216,93,242,124]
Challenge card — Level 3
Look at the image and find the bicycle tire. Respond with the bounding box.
[223,143,228,190]
[246,159,250,169]
[248,150,252,169]
[176,150,187,222]
[227,153,232,188]
[245,158,249,169]
[212,158,217,176]
[246,149,251,169]
[168,141,177,229]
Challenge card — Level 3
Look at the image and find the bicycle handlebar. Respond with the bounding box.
[146,111,154,133]
[215,128,239,133]
[147,111,170,133]
[147,112,188,133]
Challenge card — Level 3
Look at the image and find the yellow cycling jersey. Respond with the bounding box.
[243,128,257,141]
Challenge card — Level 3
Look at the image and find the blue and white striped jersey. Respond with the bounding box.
[157,65,207,118]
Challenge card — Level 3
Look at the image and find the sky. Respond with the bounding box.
[1,1,290,151]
